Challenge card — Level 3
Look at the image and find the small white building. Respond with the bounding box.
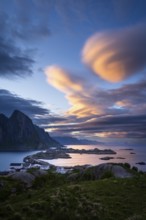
[40,165,50,170]
[10,163,23,171]
[28,164,50,170]
[56,166,71,174]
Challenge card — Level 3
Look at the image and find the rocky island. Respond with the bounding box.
[66,148,116,155]
[24,149,71,165]
[23,147,116,166]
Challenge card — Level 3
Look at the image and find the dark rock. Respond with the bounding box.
[100,156,114,160]
[0,110,63,151]
[9,172,35,187]
[9,169,48,187]
[66,148,116,155]
[136,162,146,165]
[24,149,71,162]
[69,163,133,180]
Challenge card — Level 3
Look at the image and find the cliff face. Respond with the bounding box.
[0,110,62,151]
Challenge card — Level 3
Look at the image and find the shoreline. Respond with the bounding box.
[1,145,146,173]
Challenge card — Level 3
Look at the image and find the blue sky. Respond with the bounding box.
[0,0,146,140]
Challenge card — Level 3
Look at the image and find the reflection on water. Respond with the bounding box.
[45,145,146,171]
[0,145,146,171]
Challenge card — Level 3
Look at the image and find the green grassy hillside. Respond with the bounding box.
[0,170,146,220]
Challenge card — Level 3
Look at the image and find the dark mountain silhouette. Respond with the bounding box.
[53,136,104,145]
[0,110,63,151]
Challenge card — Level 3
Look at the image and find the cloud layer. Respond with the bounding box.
[49,114,146,139]
[82,24,146,82]
[44,65,146,138]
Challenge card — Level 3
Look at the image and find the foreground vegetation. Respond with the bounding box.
[0,166,146,220]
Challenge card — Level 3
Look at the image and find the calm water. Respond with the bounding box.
[0,151,39,171]
[0,145,146,171]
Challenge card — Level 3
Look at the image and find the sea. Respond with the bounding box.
[0,144,146,172]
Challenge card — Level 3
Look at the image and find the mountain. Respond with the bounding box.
[0,110,63,151]
[53,136,104,145]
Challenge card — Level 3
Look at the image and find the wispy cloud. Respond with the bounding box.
[47,114,146,139]
[44,65,146,138]
[45,65,104,118]
[45,65,84,93]
[82,24,146,82]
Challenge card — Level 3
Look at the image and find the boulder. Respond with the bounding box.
[9,172,35,187]
[69,163,133,181]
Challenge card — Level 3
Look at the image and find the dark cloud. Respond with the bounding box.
[0,89,49,117]
[0,89,67,127]
[33,115,67,128]
[0,37,34,78]
[47,114,146,139]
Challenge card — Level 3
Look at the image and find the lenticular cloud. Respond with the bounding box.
[82,24,146,82]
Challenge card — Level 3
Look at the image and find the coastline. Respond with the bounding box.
[1,144,146,172]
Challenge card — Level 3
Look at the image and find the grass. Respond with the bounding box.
[0,171,146,220]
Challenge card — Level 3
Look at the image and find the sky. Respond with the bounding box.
[0,0,146,141]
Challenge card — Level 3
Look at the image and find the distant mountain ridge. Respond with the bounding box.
[53,136,104,145]
[0,110,62,151]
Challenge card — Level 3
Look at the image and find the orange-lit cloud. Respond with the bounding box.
[45,65,146,121]
[45,65,83,93]
[95,131,127,138]
[44,65,146,138]
[82,24,146,82]
[45,65,104,118]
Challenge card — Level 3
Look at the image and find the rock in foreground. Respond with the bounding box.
[68,163,133,181]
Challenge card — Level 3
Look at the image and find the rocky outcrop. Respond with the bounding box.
[136,162,146,165]
[68,163,133,180]
[9,170,49,187]
[24,150,71,163]
[9,172,35,187]
[0,110,63,151]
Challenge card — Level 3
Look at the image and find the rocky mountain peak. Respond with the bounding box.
[10,110,31,122]
[0,113,8,122]
[0,110,62,151]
